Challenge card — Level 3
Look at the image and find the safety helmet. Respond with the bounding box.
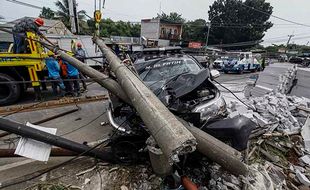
[34,18,44,27]
[76,42,82,48]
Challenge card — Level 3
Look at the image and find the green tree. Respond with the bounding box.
[55,0,87,33]
[156,12,186,23]
[183,19,207,42]
[55,0,70,27]
[208,0,273,49]
[98,19,141,37]
[39,7,55,19]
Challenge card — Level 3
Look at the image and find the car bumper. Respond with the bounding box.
[192,93,227,123]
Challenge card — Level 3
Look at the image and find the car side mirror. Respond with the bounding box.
[210,69,220,79]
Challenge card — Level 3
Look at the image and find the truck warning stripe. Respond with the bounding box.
[29,67,40,86]
[29,38,35,52]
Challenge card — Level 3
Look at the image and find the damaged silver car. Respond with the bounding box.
[108,48,227,133]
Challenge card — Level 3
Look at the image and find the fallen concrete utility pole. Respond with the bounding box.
[93,37,196,162]
[175,117,248,176]
[0,148,78,157]
[0,118,114,162]
[0,108,79,139]
[46,39,247,175]
[45,46,130,104]
[187,126,248,176]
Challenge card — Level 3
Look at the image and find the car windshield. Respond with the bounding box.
[139,58,201,82]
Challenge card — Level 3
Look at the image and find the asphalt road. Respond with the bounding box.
[15,82,107,105]
[216,72,255,83]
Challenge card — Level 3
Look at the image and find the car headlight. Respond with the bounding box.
[192,95,227,122]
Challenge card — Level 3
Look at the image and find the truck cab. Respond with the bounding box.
[0,32,48,105]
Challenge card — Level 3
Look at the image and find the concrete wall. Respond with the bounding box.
[157,39,170,47]
[141,19,160,39]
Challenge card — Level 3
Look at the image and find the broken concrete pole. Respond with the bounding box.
[0,118,115,162]
[186,126,248,176]
[93,37,196,162]
[46,46,130,104]
[146,137,173,176]
[176,117,247,176]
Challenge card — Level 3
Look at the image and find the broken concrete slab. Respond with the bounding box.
[296,170,310,187]
[299,155,310,166]
[301,117,310,152]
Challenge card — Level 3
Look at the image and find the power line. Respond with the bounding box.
[5,0,43,10]
[238,2,310,28]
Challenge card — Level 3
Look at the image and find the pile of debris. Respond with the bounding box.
[277,64,297,94]
[225,91,310,189]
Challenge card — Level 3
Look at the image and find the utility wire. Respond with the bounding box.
[238,2,310,28]
[213,79,256,111]
[5,0,43,10]
[60,111,106,136]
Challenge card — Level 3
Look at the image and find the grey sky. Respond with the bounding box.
[1,0,310,46]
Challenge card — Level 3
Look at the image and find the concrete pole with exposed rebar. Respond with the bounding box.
[93,37,197,163]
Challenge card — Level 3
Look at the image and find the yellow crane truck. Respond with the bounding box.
[0,32,48,105]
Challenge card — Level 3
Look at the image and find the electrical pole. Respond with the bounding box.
[68,0,79,34]
[205,22,211,52]
[286,34,294,53]
[205,14,221,54]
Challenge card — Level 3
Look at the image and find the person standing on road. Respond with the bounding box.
[45,54,65,97]
[65,61,80,97]
[74,42,88,92]
[12,17,44,53]
[261,57,266,71]
[58,57,71,95]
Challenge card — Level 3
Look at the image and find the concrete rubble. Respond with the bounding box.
[223,90,310,189]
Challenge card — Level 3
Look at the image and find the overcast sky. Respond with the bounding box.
[1,0,310,46]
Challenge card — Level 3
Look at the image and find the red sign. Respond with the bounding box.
[188,42,202,49]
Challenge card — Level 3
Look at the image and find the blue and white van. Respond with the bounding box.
[223,52,261,74]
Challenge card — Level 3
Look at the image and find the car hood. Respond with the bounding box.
[145,69,210,103]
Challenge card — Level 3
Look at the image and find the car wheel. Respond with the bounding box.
[224,70,228,74]
[0,73,21,106]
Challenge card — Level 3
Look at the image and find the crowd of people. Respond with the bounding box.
[45,42,88,98]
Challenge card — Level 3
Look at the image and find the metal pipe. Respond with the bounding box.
[0,118,115,162]
[107,105,130,134]
[93,37,197,163]
[0,108,79,138]
[32,108,79,125]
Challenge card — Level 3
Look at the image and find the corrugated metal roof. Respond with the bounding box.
[8,17,72,35]
[47,34,103,66]
[0,23,13,42]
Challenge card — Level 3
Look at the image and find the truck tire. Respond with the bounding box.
[0,73,21,106]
